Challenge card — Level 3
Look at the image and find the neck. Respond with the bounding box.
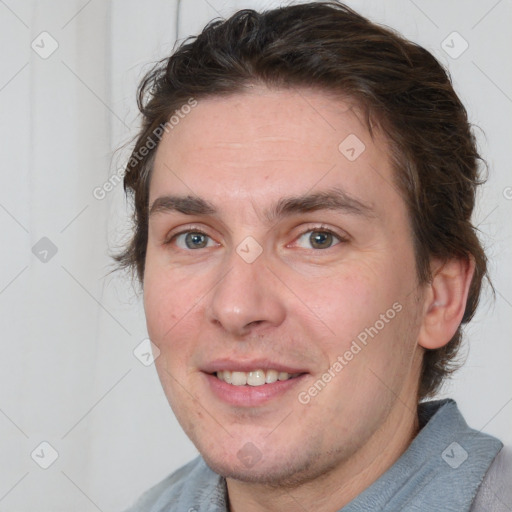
[226,396,420,512]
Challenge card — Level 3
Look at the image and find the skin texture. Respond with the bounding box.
[143,86,474,512]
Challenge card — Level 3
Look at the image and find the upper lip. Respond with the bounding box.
[201,358,309,374]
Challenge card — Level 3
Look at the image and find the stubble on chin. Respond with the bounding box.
[201,438,352,490]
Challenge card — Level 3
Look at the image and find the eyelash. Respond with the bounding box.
[164,226,210,246]
[293,225,347,249]
[164,225,348,250]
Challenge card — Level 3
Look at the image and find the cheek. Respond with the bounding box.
[143,264,201,347]
[143,281,173,343]
[297,260,416,379]
[299,267,388,340]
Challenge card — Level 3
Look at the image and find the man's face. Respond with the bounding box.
[144,87,426,485]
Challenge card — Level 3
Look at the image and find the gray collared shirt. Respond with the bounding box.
[125,399,504,511]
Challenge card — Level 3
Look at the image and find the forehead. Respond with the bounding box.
[150,87,401,216]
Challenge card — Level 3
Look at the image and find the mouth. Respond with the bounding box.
[214,369,304,386]
[202,361,309,407]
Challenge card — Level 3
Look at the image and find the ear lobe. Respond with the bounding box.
[418,257,476,350]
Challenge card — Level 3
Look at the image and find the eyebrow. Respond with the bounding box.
[267,187,374,222]
[149,195,216,217]
[148,187,374,222]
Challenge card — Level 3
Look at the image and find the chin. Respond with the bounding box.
[199,440,341,489]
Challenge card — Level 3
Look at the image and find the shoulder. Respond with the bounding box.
[471,445,512,511]
[123,456,226,512]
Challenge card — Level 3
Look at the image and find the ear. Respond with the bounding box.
[418,257,475,350]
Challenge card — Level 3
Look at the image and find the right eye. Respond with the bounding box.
[172,231,217,250]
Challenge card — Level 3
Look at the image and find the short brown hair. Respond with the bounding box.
[113,1,488,399]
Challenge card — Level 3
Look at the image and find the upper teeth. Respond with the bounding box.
[216,369,300,386]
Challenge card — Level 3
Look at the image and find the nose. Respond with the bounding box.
[206,250,287,337]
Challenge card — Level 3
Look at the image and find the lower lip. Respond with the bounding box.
[204,373,308,407]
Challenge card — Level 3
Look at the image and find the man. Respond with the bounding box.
[116,2,511,510]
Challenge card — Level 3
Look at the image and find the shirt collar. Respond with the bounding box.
[341,399,502,511]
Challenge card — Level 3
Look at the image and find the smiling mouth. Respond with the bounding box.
[215,369,304,386]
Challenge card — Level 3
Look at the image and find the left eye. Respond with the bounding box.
[174,231,216,250]
[295,230,342,250]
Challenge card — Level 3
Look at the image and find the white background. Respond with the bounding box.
[0,0,511,510]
